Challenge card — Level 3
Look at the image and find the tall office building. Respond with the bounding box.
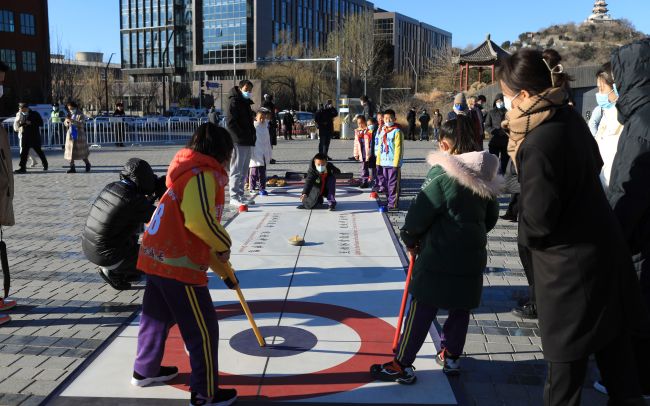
[0,0,50,116]
[119,1,451,107]
[374,9,452,76]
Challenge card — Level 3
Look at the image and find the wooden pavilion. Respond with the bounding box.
[456,34,510,92]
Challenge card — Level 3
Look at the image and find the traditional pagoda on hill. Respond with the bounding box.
[587,0,614,23]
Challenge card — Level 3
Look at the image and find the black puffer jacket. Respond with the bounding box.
[302,161,341,197]
[607,38,650,258]
[226,86,256,146]
[82,159,159,266]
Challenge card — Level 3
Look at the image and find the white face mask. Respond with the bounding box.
[496,102,504,109]
[503,92,521,111]
[384,121,394,127]
[316,165,326,173]
[0,85,3,99]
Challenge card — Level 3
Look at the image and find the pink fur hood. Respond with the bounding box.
[427,151,504,198]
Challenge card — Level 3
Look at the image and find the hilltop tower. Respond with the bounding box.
[587,0,614,23]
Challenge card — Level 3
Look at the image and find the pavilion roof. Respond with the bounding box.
[458,34,510,65]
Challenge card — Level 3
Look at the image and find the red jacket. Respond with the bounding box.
[137,149,231,285]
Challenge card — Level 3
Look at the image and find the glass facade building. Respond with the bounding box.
[373,11,452,75]
[119,0,192,73]
[201,0,253,65]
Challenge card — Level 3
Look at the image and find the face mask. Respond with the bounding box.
[242,91,251,99]
[20,111,27,116]
[503,92,520,111]
[0,85,3,99]
[596,91,616,109]
[316,165,326,173]
[368,125,376,131]
[385,121,394,127]
[496,102,504,109]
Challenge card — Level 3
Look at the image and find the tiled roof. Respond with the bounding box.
[459,34,510,65]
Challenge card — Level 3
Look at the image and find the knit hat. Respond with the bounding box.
[453,93,467,105]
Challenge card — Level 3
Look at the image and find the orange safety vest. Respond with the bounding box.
[137,149,228,285]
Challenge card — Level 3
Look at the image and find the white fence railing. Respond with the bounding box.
[0,117,211,148]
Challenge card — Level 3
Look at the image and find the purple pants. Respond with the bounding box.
[383,167,401,209]
[375,166,385,192]
[395,299,470,365]
[360,161,376,183]
[249,166,267,191]
[134,274,220,398]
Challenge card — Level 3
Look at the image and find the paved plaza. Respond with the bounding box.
[0,138,609,405]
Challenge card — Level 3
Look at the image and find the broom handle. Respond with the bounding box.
[392,254,415,353]
[235,285,266,347]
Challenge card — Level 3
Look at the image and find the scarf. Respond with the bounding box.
[501,87,567,166]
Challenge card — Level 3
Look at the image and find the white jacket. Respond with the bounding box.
[595,105,624,188]
[250,121,272,167]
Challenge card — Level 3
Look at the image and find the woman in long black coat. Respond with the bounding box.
[498,48,646,405]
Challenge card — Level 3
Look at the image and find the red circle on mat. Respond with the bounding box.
[162,300,395,401]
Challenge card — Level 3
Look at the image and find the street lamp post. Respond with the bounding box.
[406,56,418,95]
[104,53,115,114]
[161,29,176,114]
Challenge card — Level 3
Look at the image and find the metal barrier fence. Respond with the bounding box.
[0,117,210,149]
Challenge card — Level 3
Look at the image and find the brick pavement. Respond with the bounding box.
[0,139,609,405]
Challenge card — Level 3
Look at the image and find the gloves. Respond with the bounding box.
[223,275,239,290]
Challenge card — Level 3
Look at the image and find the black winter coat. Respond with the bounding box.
[516,105,640,362]
[301,162,340,197]
[407,110,416,125]
[315,106,337,135]
[17,111,43,146]
[418,113,431,128]
[608,38,650,260]
[226,87,256,146]
[82,159,159,266]
[484,107,507,136]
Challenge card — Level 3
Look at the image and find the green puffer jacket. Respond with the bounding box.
[401,150,502,310]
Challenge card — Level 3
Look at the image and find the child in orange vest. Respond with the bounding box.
[133,123,238,406]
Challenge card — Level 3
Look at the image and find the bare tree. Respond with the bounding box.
[420,46,457,93]
[50,38,83,105]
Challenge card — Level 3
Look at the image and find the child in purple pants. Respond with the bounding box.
[375,109,403,209]
[371,115,501,383]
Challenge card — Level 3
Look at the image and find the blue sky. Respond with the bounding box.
[49,0,649,62]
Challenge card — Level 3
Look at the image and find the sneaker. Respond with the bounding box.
[435,349,460,376]
[0,298,16,312]
[512,303,538,319]
[270,159,276,164]
[191,389,237,406]
[13,168,26,174]
[593,380,607,395]
[131,366,179,387]
[328,202,337,211]
[370,360,416,385]
[500,213,518,222]
[0,314,9,325]
[259,190,268,196]
[296,204,306,210]
[243,198,256,206]
[229,197,242,206]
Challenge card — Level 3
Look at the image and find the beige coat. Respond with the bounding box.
[0,126,14,226]
[64,114,90,161]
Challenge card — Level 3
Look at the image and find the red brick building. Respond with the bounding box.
[0,0,50,116]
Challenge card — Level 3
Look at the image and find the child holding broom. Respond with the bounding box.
[133,123,238,406]
[370,115,501,382]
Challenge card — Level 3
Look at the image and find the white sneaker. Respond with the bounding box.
[229,197,243,206]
